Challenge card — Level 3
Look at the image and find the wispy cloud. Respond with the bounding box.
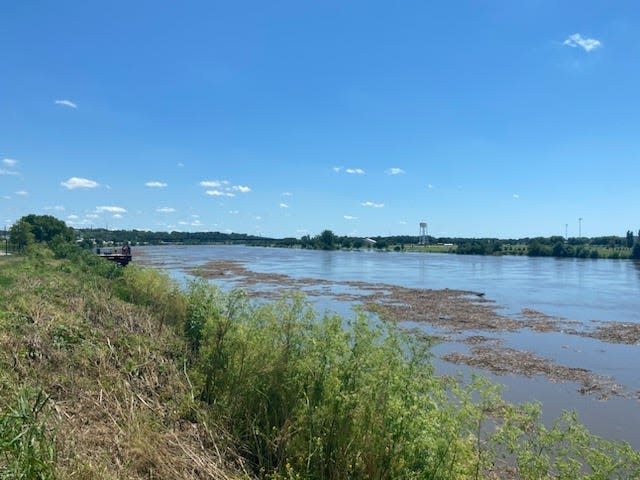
[332,166,342,173]
[343,215,358,220]
[2,158,17,167]
[177,162,184,167]
[345,168,365,175]
[229,210,239,215]
[282,192,293,197]
[85,213,99,219]
[206,190,235,197]
[361,201,384,208]
[279,203,289,208]
[201,179,247,197]
[563,33,602,52]
[54,99,78,109]
[15,190,28,196]
[112,214,123,219]
[61,177,99,189]
[386,167,405,175]
[96,206,127,213]
[67,214,79,220]
[44,205,65,212]
[427,184,434,189]
[146,181,167,188]
[0,168,19,176]
[156,207,176,213]
[200,180,223,188]
[513,194,520,199]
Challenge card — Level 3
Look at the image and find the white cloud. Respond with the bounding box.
[513,194,520,199]
[254,216,262,221]
[233,185,251,193]
[112,214,123,219]
[15,190,28,196]
[200,180,222,188]
[279,203,289,208]
[2,196,11,200]
[85,214,99,219]
[563,33,602,52]
[0,168,19,176]
[67,214,79,220]
[2,158,17,167]
[157,207,176,213]
[398,220,407,225]
[387,167,405,175]
[54,99,78,109]
[361,201,384,208]
[61,177,99,189]
[345,168,365,175]
[206,190,235,197]
[146,181,167,188]
[96,206,127,213]
[44,205,65,212]
[427,184,434,189]
[343,215,358,220]
[282,192,293,197]
[332,166,342,172]
[177,162,185,167]
[229,210,239,215]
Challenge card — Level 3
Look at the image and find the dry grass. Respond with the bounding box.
[0,255,249,479]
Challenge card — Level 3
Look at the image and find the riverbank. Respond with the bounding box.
[2,247,640,478]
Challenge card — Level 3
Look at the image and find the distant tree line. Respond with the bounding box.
[5,215,640,261]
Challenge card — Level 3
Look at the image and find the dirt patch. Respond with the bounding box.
[442,346,623,399]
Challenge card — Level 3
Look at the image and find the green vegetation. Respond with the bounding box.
[73,223,640,260]
[1,220,640,478]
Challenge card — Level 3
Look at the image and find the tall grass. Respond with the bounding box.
[0,389,56,480]
[184,279,640,479]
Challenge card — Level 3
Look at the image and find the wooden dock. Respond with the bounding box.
[96,247,132,266]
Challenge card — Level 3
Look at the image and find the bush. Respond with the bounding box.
[117,266,187,327]
[183,284,640,479]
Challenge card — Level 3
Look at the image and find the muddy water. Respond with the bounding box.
[135,244,640,447]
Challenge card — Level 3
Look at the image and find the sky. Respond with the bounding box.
[1,1,639,239]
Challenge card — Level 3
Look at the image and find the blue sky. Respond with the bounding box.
[2,1,639,238]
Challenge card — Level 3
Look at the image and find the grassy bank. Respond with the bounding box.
[1,245,639,479]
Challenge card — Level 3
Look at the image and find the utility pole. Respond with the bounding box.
[578,217,583,238]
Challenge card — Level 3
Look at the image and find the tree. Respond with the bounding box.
[318,230,336,250]
[632,242,640,260]
[626,230,634,248]
[9,220,35,251]
[20,214,74,244]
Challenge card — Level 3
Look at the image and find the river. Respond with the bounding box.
[135,244,640,447]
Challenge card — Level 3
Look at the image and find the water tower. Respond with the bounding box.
[419,222,428,245]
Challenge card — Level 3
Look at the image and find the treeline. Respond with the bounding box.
[5,215,640,260]
[80,228,274,245]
